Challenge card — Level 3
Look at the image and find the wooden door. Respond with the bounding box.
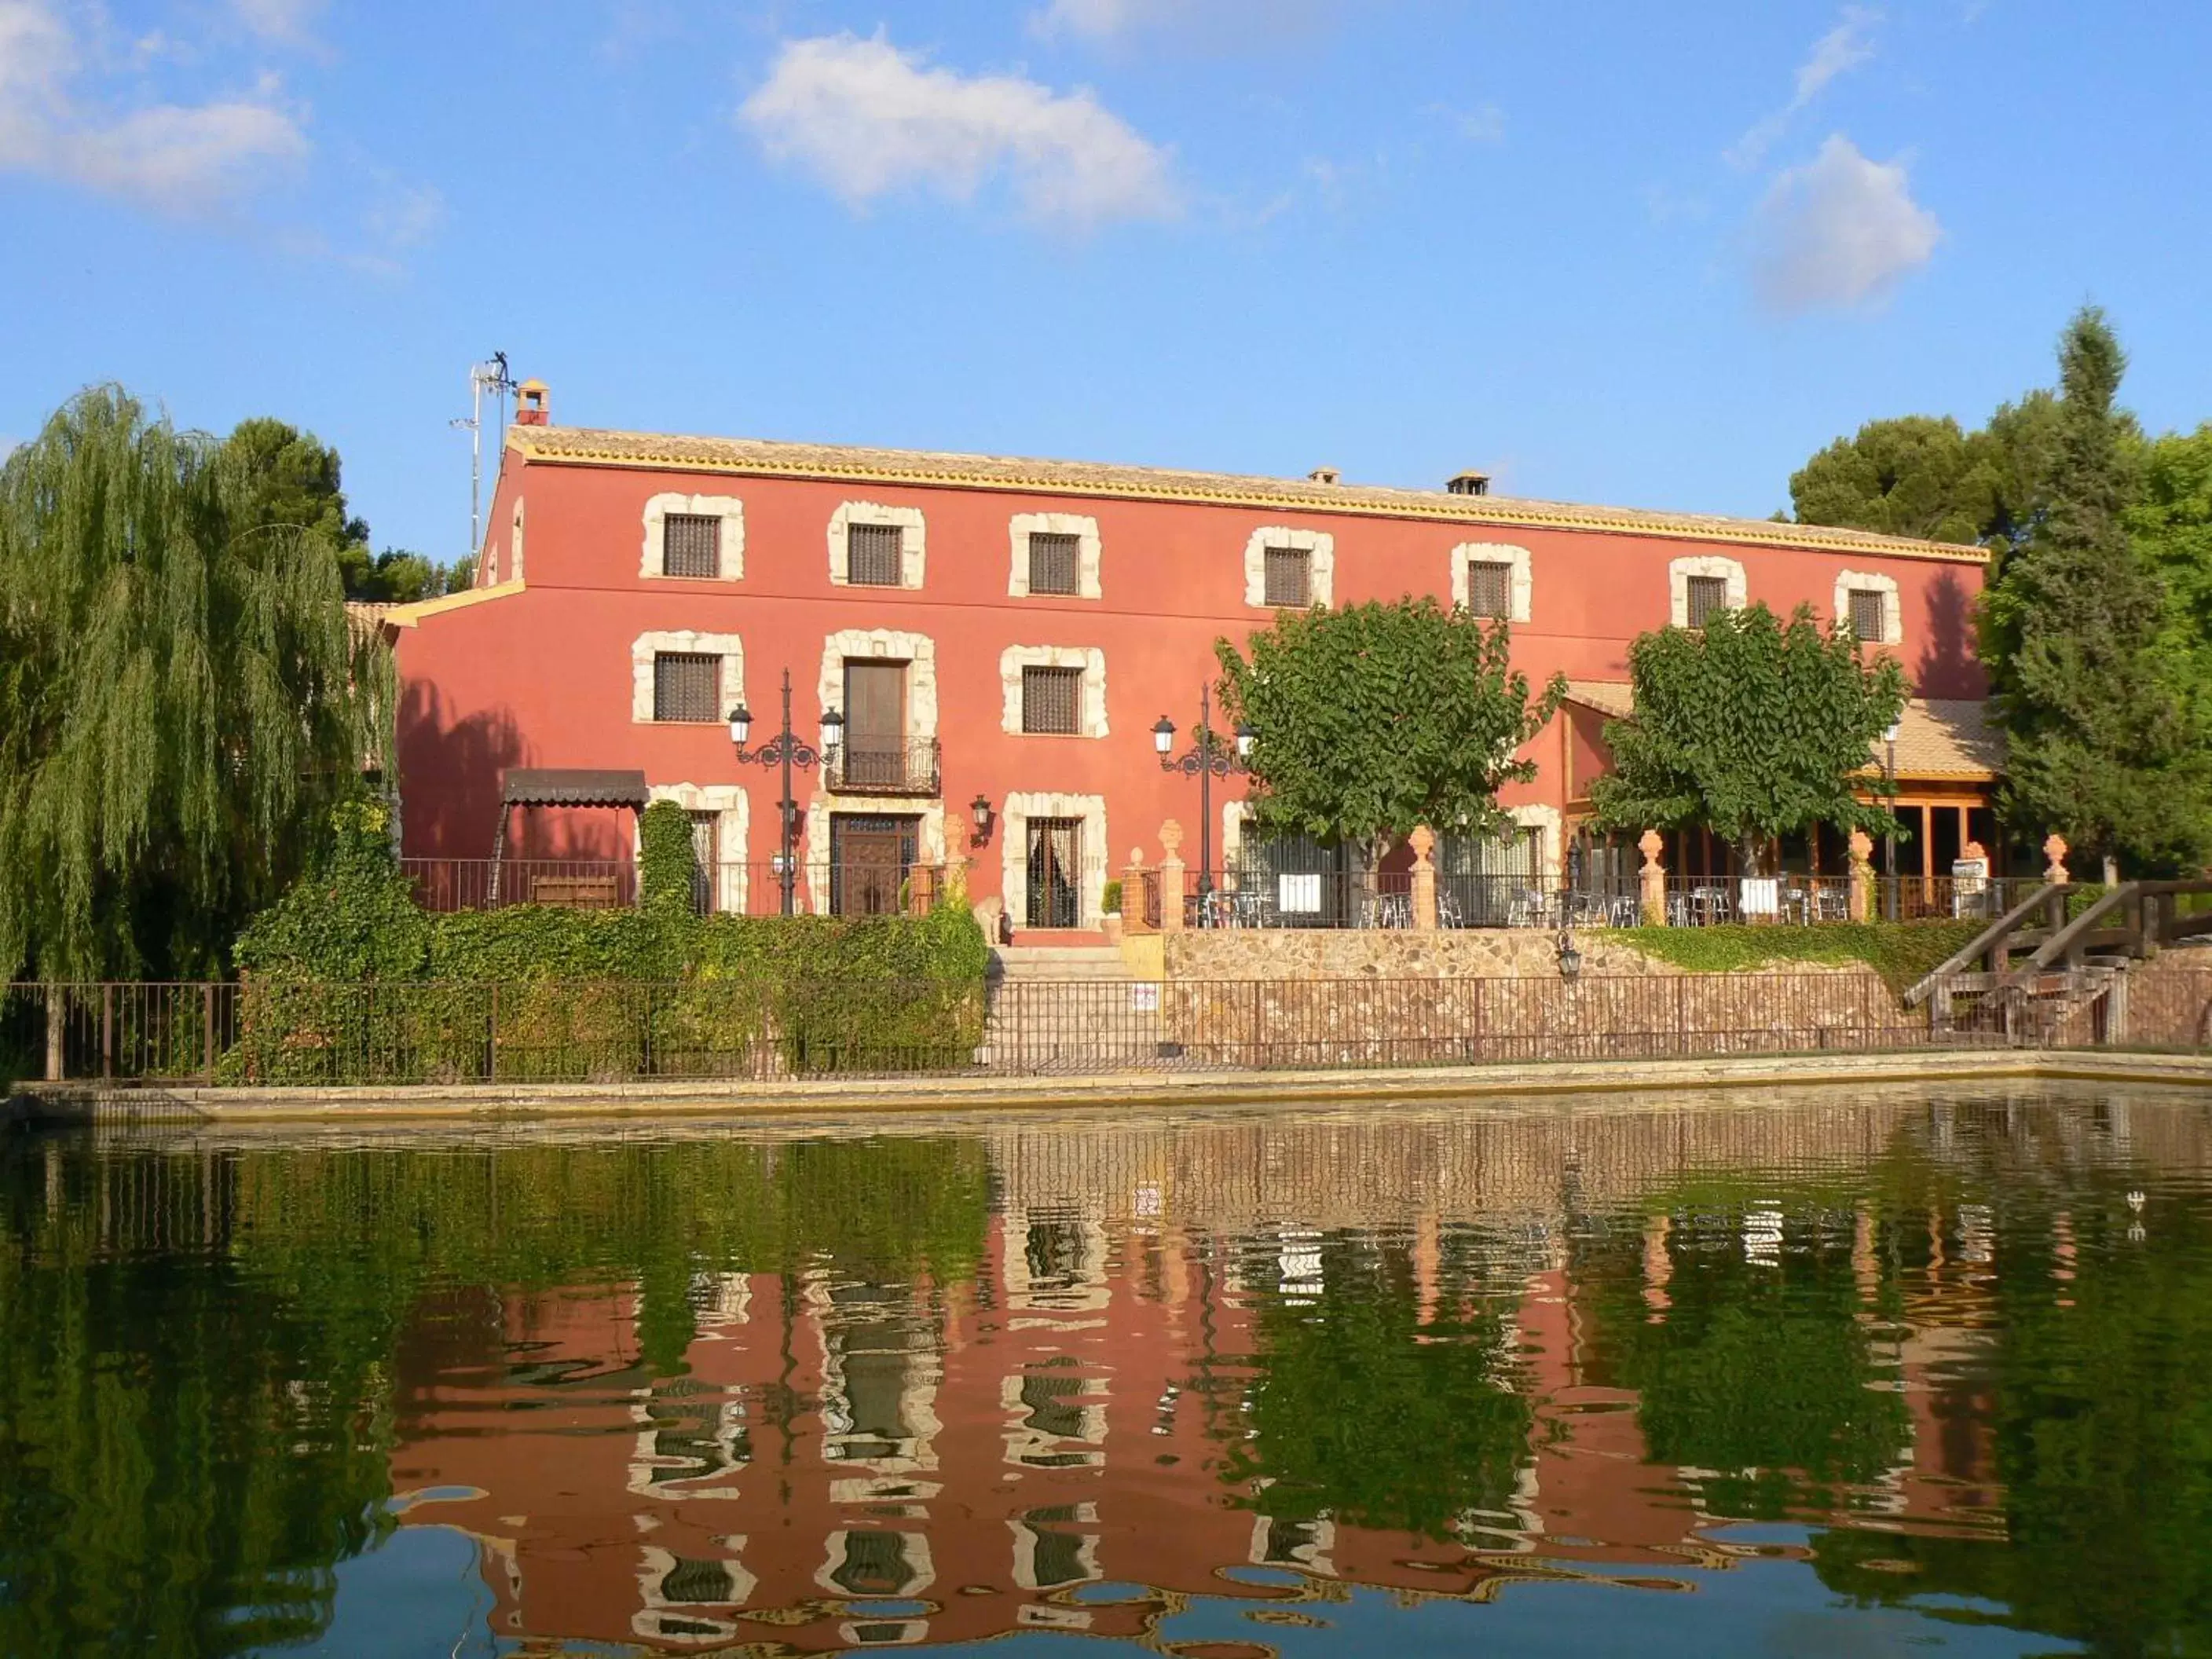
[831,814,917,916]
[843,661,906,791]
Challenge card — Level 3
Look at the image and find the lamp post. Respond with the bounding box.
[1882,717,1902,922]
[1152,684,1256,895]
[729,668,843,917]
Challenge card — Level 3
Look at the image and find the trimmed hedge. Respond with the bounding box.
[1617,921,1983,996]
[227,801,991,1082]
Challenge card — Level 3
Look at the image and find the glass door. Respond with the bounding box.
[1025,819,1082,929]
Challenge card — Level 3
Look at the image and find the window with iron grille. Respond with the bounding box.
[847,523,904,586]
[1263,545,1311,608]
[1686,575,1729,629]
[1027,532,1080,596]
[1466,558,1513,619]
[653,652,720,722]
[1022,666,1082,734]
[1848,587,1888,643]
[661,513,720,578]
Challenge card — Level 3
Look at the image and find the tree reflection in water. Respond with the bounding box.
[0,1091,2207,1656]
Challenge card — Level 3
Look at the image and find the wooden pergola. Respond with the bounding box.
[489,768,650,906]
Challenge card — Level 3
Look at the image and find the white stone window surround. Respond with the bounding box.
[1511,803,1563,885]
[1000,646,1109,738]
[828,500,927,589]
[631,631,744,724]
[818,628,939,745]
[1001,791,1108,929]
[1834,568,1903,646]
[1668,554,1748,628]
[1007,511,1103,599]
[642,782,749,914]
[1244,526,1335,609]
[640,492,745,580]
[1450,541,1531,624]
[508,496,526,584]
[802,797,947,917]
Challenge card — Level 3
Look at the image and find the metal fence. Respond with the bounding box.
[399,860,950,919]
[7,967,2146,1090]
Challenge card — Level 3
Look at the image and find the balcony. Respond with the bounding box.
[827,738,941,797]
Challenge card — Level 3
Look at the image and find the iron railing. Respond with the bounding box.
[400,860,949,918]
[826,739,941,797]
[16,965,2185,1090]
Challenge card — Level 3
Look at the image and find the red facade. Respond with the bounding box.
[384,416,1988,927]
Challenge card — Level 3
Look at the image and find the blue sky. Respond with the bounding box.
[2,1,2206,562]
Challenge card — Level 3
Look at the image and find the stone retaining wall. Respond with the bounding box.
[1163,928,1671,981]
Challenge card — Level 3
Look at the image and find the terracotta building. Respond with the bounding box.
[377,389,1998,931]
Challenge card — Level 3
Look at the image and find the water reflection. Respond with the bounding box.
[3,1088,2209,1655]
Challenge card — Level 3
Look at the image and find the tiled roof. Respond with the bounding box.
[1889,698,2004,780]
[506,425,1987,566]
[1562,679,1635,719]
[1558,685,2003,782]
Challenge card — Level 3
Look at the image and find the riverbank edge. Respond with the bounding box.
[7,1047,2210,1127]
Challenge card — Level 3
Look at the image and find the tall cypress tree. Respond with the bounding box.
[1979,309,2212,873]
[0,387,389,982]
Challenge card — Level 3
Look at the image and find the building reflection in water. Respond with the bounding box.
[364,1090,2212,1653]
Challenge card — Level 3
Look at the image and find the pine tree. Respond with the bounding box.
[0,387,390,981]
[1979,309,2212,873]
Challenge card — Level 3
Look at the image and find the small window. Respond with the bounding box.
[1262,545,1311,608]
[1022,666,1082,735]
[662,514,720,579]
[1466,558,1513,620]
[1027,533,1081,596]
[1848,588,1888,643]
[1686,575,1730,629]
[847,523,903,587]
[653,652,720,722]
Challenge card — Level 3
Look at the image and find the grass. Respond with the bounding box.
[1615,921,1984,997]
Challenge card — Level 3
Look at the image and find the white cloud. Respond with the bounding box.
[1752,134,1939,312]
[1727,5,1878,170]
[230,0,323,47]
[0,0,307,210]
[741,33,1179,226]
[364,177,446,249]
[1440,101,1505,144]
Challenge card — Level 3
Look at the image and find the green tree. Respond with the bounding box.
[1789,401,2064,554]
[1588,602,1906,874]
[1978,310,2212,873]
[1212,598,1564,867]
[0,387,387,981]
[2132,423,2212,697]
[220,417,467,601]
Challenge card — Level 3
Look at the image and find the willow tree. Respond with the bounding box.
[0,386,388,983]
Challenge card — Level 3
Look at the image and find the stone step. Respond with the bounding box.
[989,946,1133,983]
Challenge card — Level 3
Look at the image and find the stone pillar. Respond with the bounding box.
[1639,830,1667,927]
[1409,825,1438,932]
[2043,834,2071,885]
[1158,819,1187,935]
[1848,830,1874,922]
[1122,848,1155,934]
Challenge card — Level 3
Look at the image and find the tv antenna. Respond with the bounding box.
[450,352,517,556]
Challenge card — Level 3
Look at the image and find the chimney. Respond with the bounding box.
[1446,469,1490,496]
[1307,466,1341,485]
[515,379,550,427]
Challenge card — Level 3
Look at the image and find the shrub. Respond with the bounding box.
[1101,879,1123,915]
[638,800,698,913]
[1617,921,1982,996]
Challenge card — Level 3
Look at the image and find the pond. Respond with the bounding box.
[3,1086,2210,1657]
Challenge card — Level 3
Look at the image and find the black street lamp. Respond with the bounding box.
[730,668,843,917]
[1152,684,1256,895]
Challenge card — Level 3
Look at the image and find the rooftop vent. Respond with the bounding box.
[1446,469,1490,496]
[1308,466,1341,485]
[515,379,550,427]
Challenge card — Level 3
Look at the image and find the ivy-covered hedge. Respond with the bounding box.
[226,800,990,1082]
[1617,921,1983,996]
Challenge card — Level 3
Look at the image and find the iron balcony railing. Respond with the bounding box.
[826,738,941,797]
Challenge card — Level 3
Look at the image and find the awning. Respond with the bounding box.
[500,768,651,808]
